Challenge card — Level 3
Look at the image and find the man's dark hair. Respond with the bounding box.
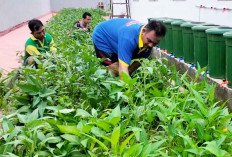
[83,12,91,19]
[28,19,43,32]
[145,21,167,37]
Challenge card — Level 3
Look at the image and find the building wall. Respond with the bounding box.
[130,0,232,27]
[0,0,51,32]
[2,0,231,32]
[50,0,110,12]
[0,0,110,32]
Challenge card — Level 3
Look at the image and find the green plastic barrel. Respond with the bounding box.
[192,25,219,68]
[181,22,206,63]
[223,31,232,87]
[163,19,184,53]
[148,18,153,22]
[171,21,187,58]
[155,18,170,49]
[148,17,169,22]
[148,18,158,22]
[206,27,232,78]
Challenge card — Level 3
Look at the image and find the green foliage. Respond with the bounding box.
[0,8,232,157]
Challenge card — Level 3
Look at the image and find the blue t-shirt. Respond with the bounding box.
[92,18,152,65]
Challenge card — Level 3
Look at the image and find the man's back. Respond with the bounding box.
[92,18,143,54]
[92,19,166,76]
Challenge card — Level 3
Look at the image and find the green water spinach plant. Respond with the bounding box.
[1,8,232,157]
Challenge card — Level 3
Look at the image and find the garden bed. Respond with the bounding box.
[0,8,232,157]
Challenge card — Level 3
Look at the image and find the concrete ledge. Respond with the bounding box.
[151,48,232,110]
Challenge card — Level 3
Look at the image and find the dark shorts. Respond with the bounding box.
[94,44,118,66]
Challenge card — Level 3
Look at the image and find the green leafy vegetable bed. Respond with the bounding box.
[0,8,232,157]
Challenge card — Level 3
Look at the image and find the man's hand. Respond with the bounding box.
[118,62,129,76]
[107,61,129,77]
[26,56,35,65]
[108,62,119,76]
[107,60,141,78]
[83,28,88,31]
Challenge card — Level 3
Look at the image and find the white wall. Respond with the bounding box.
[0,0,110,32]
[130,0,232,27]
[0,0,51,32]
[50,0,110,12]
[2,0,231,32]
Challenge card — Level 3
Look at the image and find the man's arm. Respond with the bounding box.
[26,45,40,56]
[108,60,139,77]
[117,27,139,76]
[118,60,129,76]
[25,46,40,65]
[73,21,80,29]
[49,39,57,53]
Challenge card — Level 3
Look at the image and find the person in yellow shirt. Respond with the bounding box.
[23,19,56,65]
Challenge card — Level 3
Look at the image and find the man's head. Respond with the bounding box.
[28,19,45,41]
[142,21,167,49]
[82,12,92,25]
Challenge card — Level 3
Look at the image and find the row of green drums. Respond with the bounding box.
[148,18,232,87]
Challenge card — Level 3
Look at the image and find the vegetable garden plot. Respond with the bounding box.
[0,8,232,157]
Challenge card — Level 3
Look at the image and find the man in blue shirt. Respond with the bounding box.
[92,18,166,77]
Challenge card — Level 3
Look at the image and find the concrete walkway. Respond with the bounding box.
[0,12,56,77]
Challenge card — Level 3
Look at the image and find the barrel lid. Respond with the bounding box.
[171,21,187,26]
[148,18,159,21]
[149,17,170,22]
[192,24,219,31]
[156,18,170,22]
[206,27,232,35]
[223,31,232,38]
[181,22,207,28]
[164,19,183,24]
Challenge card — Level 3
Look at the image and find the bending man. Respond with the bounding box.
[92,19,166,76]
